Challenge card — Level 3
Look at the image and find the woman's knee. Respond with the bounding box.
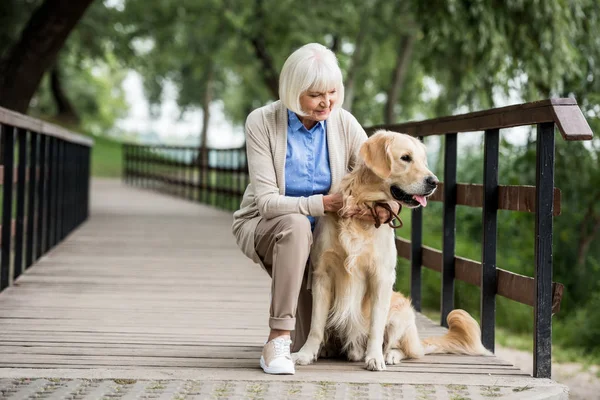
[276,214,312,244]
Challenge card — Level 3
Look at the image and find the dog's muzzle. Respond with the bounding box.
[391,177,438,208]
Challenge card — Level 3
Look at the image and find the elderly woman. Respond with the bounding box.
[232,43,398,375]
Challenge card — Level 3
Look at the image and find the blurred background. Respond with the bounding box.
[0,0,599,387]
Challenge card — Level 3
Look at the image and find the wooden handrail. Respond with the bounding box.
[395,238,564,314]
[0,106,93,147]
[365,98,593,141]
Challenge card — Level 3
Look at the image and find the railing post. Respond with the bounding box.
[179,147,186,198]
[534,122,555,379]
[45,137,55,251]
[14,129,28,279]
[36,135,47,259]
[75,145,82,225]
[132,145,137,187]
[411,136,425,311]
[55,140,63,244]
[481,128,499,352]
[199,148,207,204]
[441,133,457,327]
[411,207,423,311]
[238,148,245,207]
[85,145,91,219]
[141,145,146,190]
[1,125,15,291]
[122,143,126,184]
[51,138,60,248]
[25,132,38,269]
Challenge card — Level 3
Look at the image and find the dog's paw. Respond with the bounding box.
[384,349,405,365]
[365,353,386,371]
[292,351,316,365]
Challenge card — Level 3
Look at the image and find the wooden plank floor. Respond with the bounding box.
[0,179,559,389]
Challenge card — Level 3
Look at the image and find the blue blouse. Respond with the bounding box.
[284,110,331,229]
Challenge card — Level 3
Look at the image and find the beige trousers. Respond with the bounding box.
[254,214,313,352]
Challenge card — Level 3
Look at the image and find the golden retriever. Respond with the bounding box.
[292,130,490,371]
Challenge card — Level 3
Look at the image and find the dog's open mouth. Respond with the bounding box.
[390,185,434,208]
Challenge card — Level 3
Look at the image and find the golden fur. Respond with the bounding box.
[292,130,491,371]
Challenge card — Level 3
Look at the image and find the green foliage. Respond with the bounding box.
[555,291,600,356]
[29,52,128,136]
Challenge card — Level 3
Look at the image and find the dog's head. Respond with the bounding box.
[359,130,438,208]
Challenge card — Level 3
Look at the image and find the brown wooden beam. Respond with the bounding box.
[365,98,593,141]
[395,238,563,314]
[428,183,561,216]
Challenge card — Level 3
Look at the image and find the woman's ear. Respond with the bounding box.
[359,132,394,179]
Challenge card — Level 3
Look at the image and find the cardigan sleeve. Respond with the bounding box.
[245,111,325,220]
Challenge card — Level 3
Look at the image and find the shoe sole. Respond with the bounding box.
[260,356,295,375]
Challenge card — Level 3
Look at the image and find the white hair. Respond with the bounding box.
[279,43,345,116]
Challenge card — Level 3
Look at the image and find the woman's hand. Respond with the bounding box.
[323,193,344,213]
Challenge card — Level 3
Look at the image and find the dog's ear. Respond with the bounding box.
[359,133,394,179]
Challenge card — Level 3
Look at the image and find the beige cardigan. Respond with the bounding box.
[232,100,367,263]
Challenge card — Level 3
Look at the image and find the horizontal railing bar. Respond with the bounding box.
[364,98,593,141]
[125,157,247,172]
[0,107,93,147]
[396,237,563,314]
[429,183,561,216]
[125,143,245,151]
[128,171,245,196]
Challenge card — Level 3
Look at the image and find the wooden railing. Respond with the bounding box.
[365,98,593,378]
[0,107,93,293]
[122,98,593,379]
[122,145,247,211]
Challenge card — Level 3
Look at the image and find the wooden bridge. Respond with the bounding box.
[0,100,593,399]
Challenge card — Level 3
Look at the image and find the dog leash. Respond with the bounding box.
[368,202,403,229]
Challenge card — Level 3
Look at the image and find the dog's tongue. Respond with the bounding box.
[413,195,427,207]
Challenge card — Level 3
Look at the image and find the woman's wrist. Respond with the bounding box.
[323,194,333,212]
[323,194,342,213]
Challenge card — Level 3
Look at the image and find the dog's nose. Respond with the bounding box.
[425,175,439,188]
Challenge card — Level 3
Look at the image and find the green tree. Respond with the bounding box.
[0,0,96,113]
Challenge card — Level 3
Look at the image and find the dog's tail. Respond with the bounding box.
[421,309,492,356]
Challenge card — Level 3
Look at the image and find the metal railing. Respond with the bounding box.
[365,98,593,378]
[122,98,593,379]
[0,107,93,292]
[122,145,248,211]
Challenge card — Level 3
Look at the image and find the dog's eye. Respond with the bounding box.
[401,155,412,162]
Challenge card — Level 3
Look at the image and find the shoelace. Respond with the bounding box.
[272,337,292,358]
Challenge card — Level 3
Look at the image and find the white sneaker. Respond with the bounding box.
[260,336,295,375]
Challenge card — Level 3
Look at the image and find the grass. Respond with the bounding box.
[90,134,122,178]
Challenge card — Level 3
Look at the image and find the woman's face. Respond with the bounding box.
[298,88,338,128]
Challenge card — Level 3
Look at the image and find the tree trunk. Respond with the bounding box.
[343,21,367,112]
[199,64,214,167]
[384,34,415,124]
[0,0,95,113]
[50,64,79,124]
[330,35,340,53]
[249,0,279,99]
